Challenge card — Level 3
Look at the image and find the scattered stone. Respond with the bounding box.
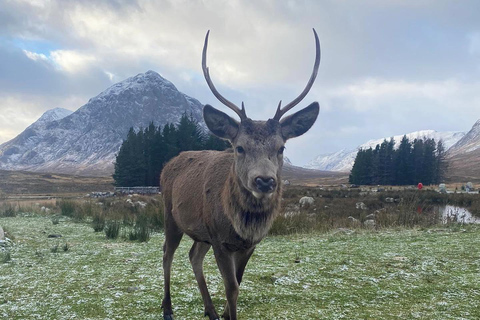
[48,234,62,238]
[385,197,394,203]
[393,256,408,261]
[348,216,359,223]
[363,219,376,228]
[283,180,290,186]
[41,206,51,213]
[299,196,314,207]
[356,202,367,210]
[365,213,375,220]
[135,201,147,208]
[127,286,140,293]
[334,228,355,235]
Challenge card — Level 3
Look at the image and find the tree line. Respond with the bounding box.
[349,135,447,186]
[113,114,229,187]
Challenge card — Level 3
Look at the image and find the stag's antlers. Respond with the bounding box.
[273,28,321,121]
[202,31,247,121]
[202,28,321,122]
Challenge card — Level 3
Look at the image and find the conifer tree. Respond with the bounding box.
[436,139,448,184]
[113,115,229,187]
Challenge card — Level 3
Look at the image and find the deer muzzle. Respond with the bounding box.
[254,176,276,193]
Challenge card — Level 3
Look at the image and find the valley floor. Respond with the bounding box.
[1,215,479,319]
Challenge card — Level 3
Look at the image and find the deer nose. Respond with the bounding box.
[255,176,276,193]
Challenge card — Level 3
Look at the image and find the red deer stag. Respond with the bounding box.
[161,29,321,320]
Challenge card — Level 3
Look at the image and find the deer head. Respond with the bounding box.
[202,29,321,199]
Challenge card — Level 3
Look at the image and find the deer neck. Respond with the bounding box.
[222,165,282,243]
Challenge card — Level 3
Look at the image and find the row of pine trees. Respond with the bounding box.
[349,136,447,186]
[113,114,228,187]
[114,115,448,187]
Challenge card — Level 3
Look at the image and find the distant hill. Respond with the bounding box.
[446,120,480,183]
[0,71,204,176]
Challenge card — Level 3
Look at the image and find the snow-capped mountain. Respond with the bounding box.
[35,108,73,124]
[306,130,466,172]
[447,119,480,156]
[446,120,480,182]
[0,71,204,176]
[305,149,356,172]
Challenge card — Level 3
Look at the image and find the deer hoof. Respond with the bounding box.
[163,315,174,320]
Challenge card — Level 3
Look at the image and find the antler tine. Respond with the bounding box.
[273,28,321,121]
[202,30,247,121]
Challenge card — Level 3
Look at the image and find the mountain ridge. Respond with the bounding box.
[306,129,466,172]
[0,71,204,176]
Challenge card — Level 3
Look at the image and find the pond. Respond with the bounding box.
[439,205,480,224]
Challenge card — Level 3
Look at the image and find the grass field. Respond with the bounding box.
[1,214,479,320]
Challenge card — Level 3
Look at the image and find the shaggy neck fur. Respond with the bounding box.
[222,166,282,244]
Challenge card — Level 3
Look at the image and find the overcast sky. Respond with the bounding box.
[1,0,480,165]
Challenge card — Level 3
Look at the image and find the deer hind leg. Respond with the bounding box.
[189,241,220,320]
[222,247,256,319]
[161,213,183,320]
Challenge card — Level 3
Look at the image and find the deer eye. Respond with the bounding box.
[236,146,245,154]
[278,146,285,155]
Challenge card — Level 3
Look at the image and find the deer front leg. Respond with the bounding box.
[213,244,239,320]
[222,247,256,318]
[189,241,220,320]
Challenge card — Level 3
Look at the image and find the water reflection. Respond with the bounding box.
[439,205,480,224]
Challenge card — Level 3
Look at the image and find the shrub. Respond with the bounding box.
[50,244,59,253]
[63,242,70,252]
[1,251,11,263]
[51,216,60,225]
[58,199,76,217]
[105,220,121,239]
[92,212,106,232]
[1,204,16,217]
[129,213,151,242]
[270,212,315,236]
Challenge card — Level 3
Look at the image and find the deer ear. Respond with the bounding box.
[280,102,319,140]
[203,104,239,141]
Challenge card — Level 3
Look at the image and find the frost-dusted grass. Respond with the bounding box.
[1,215,480,319]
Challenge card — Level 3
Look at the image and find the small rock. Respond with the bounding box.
[385,197,394,203]
[334,228,355,235]
[299,196,314,207]
[127,286,139,292]
[365,213,375,220]
[363,219,376,228]
[135,201,147,208]
[356,202,367,210]
[48,234,63,238]
[393,256,408,261]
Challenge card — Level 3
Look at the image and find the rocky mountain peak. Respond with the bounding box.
[448,119,480,156]
[0,71,204,176]
[36,108,73,124]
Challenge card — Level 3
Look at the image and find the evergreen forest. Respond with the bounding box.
[113,114,229,187]
[349,136,447,186]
